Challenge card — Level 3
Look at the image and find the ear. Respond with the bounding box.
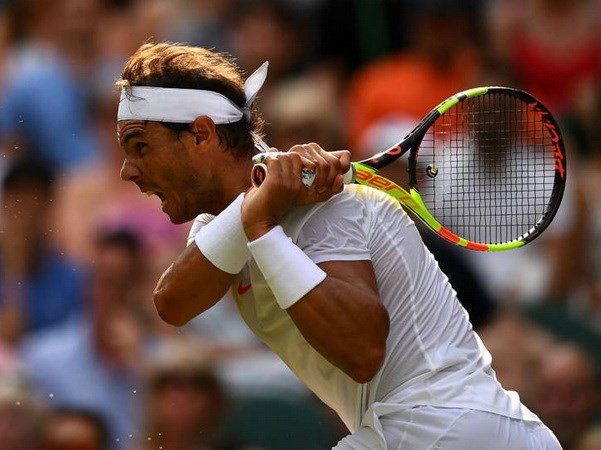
[190,116,217,149]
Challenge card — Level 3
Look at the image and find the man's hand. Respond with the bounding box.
[242,143,351,240]
[289,143,351,194]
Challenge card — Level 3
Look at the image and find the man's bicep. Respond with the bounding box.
[318,259,380,298]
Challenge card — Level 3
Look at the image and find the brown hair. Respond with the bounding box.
[117,42,265,158]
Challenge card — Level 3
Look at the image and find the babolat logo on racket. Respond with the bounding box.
[355,165,420,211]
[528,102,566,180]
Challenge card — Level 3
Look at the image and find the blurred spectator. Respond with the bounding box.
[261,73,343,151]
[488,0,601,124]
[0,0,14,90]
[572,95,601,332]
[42,407,109,450]
[312,0,406,80]
[20,228,161,449]
[488,0,601,162]
[577,426,601,450]
[141,339,249,450]
[0,157,86,345]
[227,0,309,87]
[533,343,601,450]
[344,0,485,155]
[482,315,601,448]
[98,0,182,62]
[0,374,46,450]
[163,0,235,53]
[0,0,106,171]
[141,339,343,450]
[479,310,553,410]
[0,340,19,374]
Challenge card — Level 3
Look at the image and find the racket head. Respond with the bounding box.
[404,86,566,250]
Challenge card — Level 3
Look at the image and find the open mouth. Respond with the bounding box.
[142,189,166,205]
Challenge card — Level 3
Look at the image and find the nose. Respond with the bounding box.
[120,159,141,181]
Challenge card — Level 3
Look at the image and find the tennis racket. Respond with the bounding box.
[251,86,567,252]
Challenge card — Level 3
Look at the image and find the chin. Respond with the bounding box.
[164,207,195,225]
[165,212,190,225]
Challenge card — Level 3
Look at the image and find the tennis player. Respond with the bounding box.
[117,43,561,449]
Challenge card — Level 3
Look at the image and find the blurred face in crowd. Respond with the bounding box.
[578,427,601,450]
[479,318,544,408]
[0,402,41,450]
[43,413,105,450]
[90,240,141,315]
[229,4,300,81]
[535,346,600,447]
[538,0,585,13]
[151,368,224,434]
[1,179,52,244]
[55,0,103,58]
[414,12,471,67]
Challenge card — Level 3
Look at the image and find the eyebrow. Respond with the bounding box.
[119,130,144,147]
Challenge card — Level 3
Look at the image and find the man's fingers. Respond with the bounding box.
[297,143,342,191]
[259,145,351,192]
[298,144,328,188]
[256,151,317,170]
[329,150,352,172]
[253,152,317,187]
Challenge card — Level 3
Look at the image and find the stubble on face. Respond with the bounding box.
[118,119,249,222]
[117,121,200,223]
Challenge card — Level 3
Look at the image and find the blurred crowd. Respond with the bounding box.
[0,0,601,449]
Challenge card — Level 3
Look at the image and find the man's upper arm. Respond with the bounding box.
[318,259,379,298]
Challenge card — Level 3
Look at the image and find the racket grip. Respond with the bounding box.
[251,161,356,188]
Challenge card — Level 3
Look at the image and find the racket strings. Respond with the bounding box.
[415,92,557,245]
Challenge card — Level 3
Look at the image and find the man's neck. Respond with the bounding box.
[213,154,254,213]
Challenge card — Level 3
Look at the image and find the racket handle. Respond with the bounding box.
[251,158,356,188]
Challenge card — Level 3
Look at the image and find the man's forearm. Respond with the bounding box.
[154,195,250,326]
[153,244,236,326]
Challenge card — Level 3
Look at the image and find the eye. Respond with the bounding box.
[136,142,148,156]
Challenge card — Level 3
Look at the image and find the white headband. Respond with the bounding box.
[117,61,269,124]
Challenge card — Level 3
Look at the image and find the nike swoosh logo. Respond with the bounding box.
[237,283,252,295]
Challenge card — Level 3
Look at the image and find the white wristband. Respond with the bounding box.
[194,193,249,274]
[247,226,326,309]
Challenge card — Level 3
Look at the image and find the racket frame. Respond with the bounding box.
[351,86,567,251]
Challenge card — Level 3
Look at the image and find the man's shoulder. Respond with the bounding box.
[282,185,389,240]
[318,184,395,214]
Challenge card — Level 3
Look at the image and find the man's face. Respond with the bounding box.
[118,120,213,223]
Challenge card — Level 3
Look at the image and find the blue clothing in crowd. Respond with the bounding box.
[20,316,142,450]
[0,250,87,333]
[0,47,99,170]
